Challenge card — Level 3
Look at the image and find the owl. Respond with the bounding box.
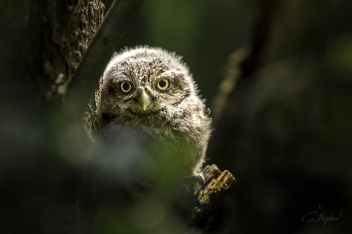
[99,46,211,181]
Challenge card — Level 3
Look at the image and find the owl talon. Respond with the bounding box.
[181,173,205,198]
[196,172,205,188]
[181,173,204,187]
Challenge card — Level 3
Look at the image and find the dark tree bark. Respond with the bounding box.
[36,0,104,104]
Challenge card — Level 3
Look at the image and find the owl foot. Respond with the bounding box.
[195,172,205,188]
[180,173,205,200]
[182,173,205,188]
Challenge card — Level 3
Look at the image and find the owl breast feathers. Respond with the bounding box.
[99,46,211,177]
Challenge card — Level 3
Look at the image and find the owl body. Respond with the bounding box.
[99,46,211,178]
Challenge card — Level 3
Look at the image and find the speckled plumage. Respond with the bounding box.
[99,46,211,178]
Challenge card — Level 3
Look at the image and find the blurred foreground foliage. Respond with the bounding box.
[1,0,352,233]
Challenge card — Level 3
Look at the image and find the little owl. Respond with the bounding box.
[99,46,211,181]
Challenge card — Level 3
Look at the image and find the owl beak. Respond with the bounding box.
[138,89,151,111]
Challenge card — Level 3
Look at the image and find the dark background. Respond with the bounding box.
[110,0,255,106]
[1,0,352,233]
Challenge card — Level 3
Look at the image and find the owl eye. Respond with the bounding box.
[156,78,170,91]
[120,81,132,93]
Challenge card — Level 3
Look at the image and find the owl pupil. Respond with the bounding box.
[159,80,166,87]
[122,83,130,90]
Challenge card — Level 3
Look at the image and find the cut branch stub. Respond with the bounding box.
[191,164,236,228]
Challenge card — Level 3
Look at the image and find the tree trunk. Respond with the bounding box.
[0,1,103,233]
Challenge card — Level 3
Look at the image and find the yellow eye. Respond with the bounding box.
[120,82,132,92]
[157,78,169,90]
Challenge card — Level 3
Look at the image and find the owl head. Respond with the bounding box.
[101,46,197,116]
